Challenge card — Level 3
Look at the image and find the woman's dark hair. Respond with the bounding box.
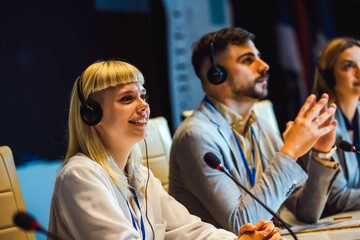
[313,37,360,102]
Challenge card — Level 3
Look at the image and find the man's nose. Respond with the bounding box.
[257,58,269,73]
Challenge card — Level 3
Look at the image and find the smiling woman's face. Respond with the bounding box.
[334,46,360,100]
[94,82,150,149]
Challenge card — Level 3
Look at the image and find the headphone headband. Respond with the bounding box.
[209,33,219,72]
[77,74,86,104]
[207,31,227,85]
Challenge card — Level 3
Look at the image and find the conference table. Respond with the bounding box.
[282,210,360,239]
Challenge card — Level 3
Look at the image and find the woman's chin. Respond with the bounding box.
[133,132,149,144]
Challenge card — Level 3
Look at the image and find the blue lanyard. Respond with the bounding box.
[127,188,146,240]
[204,96,257,187]
[233,128,256,187]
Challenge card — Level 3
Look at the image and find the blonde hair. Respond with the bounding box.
[313,37,360,103]
[65,60,145,196]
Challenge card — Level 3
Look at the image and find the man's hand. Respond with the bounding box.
[237,220,282,240]
[280,93,337,160]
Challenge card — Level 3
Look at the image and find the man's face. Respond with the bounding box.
[217,40,270,100]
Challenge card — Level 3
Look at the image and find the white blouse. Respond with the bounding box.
[48,154,237,240]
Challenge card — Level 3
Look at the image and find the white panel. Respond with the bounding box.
[162,0,233,130]
[94,0,150,12]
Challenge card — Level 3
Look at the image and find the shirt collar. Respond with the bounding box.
[128,165,148,189]
[206,95,256,134]
[339,107,359,131]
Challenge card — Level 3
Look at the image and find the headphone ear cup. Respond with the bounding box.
[324,70,336,89]
[316,56,336,90]
[207,64,228,85]
[317,65,336,89]
[80,101,103,126]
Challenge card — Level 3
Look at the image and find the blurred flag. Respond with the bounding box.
[294,0,312,93]
[275,0,307,118]
[313,0,336,60]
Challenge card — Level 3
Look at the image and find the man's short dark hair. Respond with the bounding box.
[191,27,255,81]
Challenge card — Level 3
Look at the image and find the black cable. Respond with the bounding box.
[144,139,155,240]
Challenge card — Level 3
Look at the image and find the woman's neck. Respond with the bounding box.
[109,145,132,172]
[337,95,359,122]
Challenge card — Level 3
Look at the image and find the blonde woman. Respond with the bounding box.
[48,60,281,240]
[313,37,360,217]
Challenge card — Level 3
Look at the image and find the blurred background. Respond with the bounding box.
[1,1,360,239]
[1,0,360,163]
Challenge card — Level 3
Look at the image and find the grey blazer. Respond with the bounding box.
[169,100,339,234]
[322,103,360,216]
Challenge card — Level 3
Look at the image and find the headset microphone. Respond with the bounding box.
[143,139,155,239]
[203,152,298,240]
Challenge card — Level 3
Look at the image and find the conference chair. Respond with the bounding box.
[0,146,36,240]
[139,117,172,192]
[182,99,280,135]
[252,99,280,135]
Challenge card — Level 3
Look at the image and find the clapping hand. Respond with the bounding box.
[281,94,337,160]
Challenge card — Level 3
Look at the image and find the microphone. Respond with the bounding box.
[204,152,298,240]
[338,140,360,153]
[13,211,64,240]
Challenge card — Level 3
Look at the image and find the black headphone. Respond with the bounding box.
[207,32,228,85]
[316,57,336,89]
[77,73,103,126]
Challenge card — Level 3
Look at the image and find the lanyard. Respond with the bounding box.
[233,128,256,187]
[204,96,257,187]
[126,188,146,240]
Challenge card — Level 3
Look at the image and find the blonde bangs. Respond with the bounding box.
[81,61,144,99]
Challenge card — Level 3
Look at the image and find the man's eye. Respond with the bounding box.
[242,57,254,64]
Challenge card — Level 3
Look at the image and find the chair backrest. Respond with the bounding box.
[17,159,61,240]
[252,99,280,135]
[181,99,280,135]
[138,117,172,191]
[0,146,36,240]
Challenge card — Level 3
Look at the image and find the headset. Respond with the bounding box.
[207,32,228,85]
[77,73,103,126]
[316,57,336,89]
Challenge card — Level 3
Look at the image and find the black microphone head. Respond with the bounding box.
[13,211,40,231]
[204,152,222,170]
[339,140,354,152]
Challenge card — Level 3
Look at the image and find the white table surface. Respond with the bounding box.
[283,210,360,240]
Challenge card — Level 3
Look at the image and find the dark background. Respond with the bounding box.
[1,0,359,163]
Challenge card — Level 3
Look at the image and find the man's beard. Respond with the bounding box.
[230,73,269,100]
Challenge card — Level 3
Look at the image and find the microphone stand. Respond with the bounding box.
[35,226,64,240]
[220,168,298,240]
